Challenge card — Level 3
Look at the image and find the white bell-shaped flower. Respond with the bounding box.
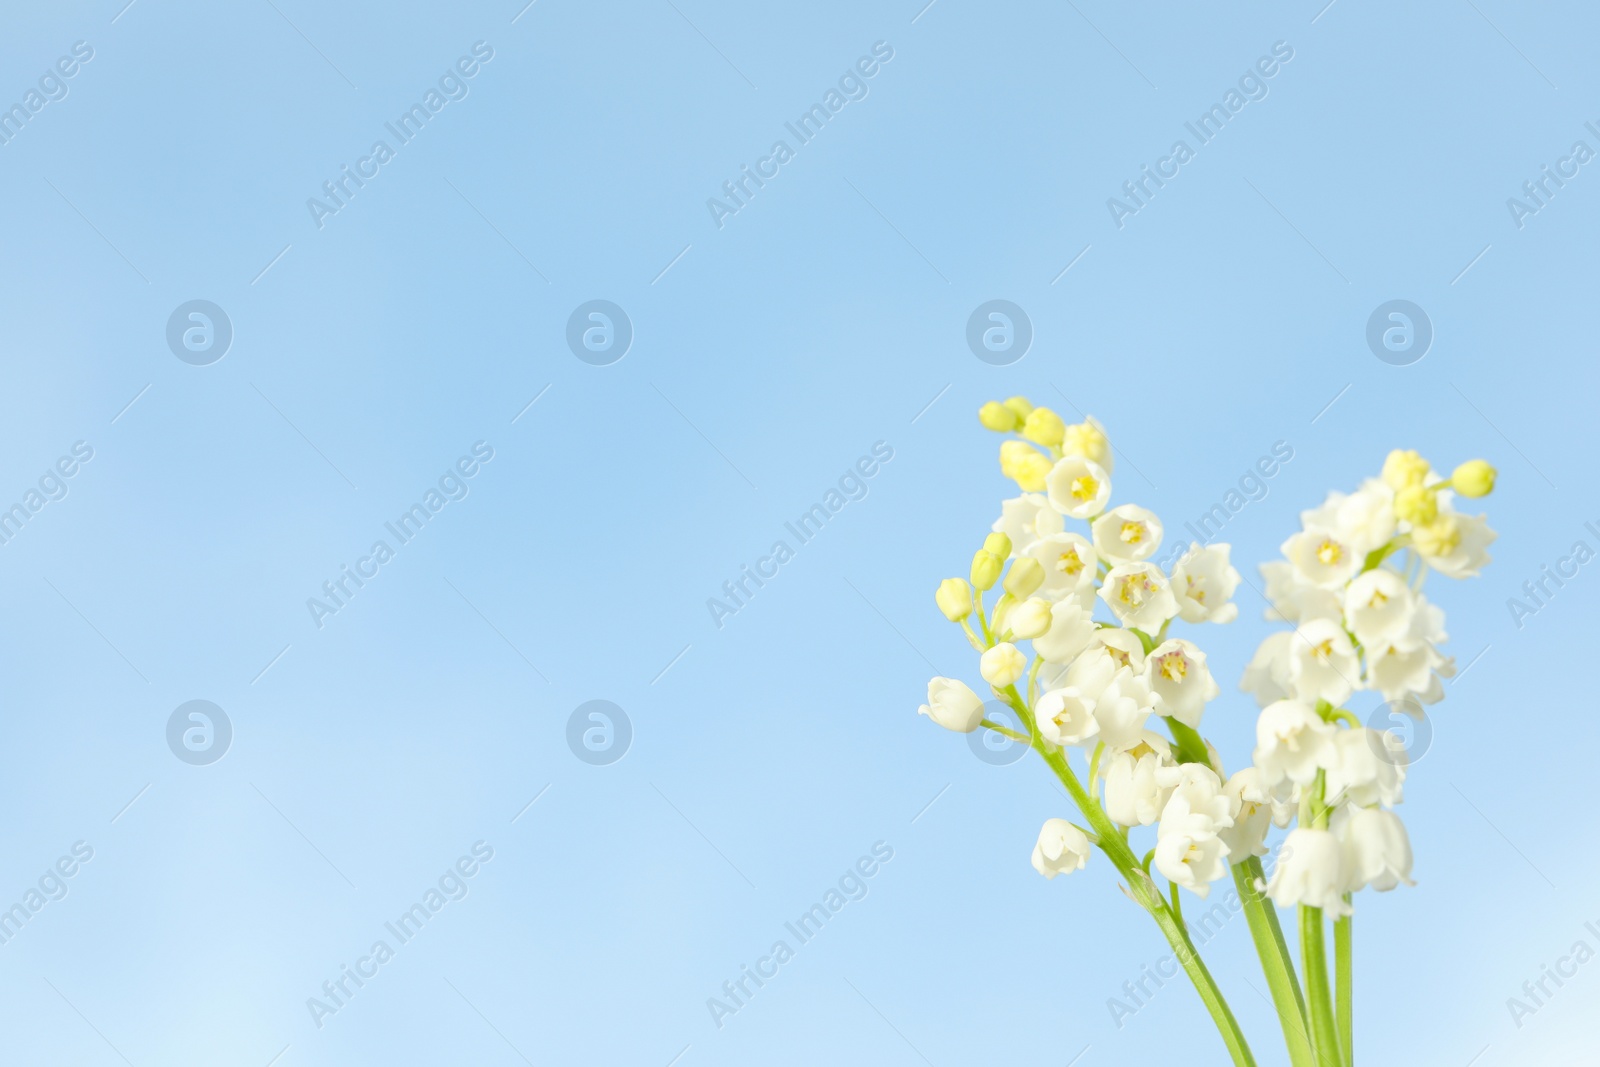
[1145,639,1220,728]
[1343,569,1417,648]
[918,677,985,733]
[1026,532,1098,606]
[1046,456,1111,519]
[1098,563,1179,633]
[1217,768,1274,859]
[1091,505,1163,565]
[1035,687,1099,748]
[1265,827,1350,915]
[1032,818,1092,879]
[1286,618,1360,706]
[1336,805,1415,892]
[1253,699,1336,791]
[1171,543,1241,624]
[992,493,1065,557]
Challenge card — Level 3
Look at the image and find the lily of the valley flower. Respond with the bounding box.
[1322,727,1406,808]
[1032,598,1096,663]
[1154,822,1231,898]
[1285,617,1360,707]
[1253,699,1336,791]
[1171,543,1241,624]
[1091,505,1163,565]
[1145,638,1220,728]
[1005,597,1054,640]
[918,677,985,733]
[1032,818,1092,879]
[1419,511,1496,579]
[1098,563,1179,633]
[1217,768,1274,859]
[1046,455,1111,519]
[1091,669,1158,752]
[1343,569,1416,648]
[1266,827,1351,915]
[1035,686,1099,747]
[980,642,1027,688]
[1283,526,1362,589]
[992,493,1066,557]
[1337,806,1416,892]
[1102,733,1175,826]
[1027,532,1098,606]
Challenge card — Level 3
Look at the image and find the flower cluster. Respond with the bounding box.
[916,396,1497,1065]
[1244,448,1495,915]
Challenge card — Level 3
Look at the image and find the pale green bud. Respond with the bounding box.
[970,550,1003,591]
[1451,459,1496,498]
[978,401,1019,432]
[983,531,1013,559]
[935,578,973,621]
[1004,557,1044,598]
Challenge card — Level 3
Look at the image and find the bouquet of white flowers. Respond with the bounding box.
[919,397,1498,1066]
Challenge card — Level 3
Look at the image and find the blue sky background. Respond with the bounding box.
[0,1,1596,1064]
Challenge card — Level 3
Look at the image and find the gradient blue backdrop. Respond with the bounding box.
[0,1,1595,1064]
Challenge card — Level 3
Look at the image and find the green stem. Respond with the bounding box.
[1234,860,1315,1067]
[978,718,1029,744]
[975,589,994,645]
[1335,901,1352,1066]
[1300,906,1343,1067]
[1164,715,1212,767]
[998,686,1254,1066]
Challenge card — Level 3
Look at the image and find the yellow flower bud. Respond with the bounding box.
[1381,449,1430,490]
[1061,420,1113,471]
[1004,556,1045,598]
[978,401,1019,433]
[983,532,1012,559]
[1451,459,1496,498]
[971,550,1003,591]
[1393,484,1438,526]
[1412,515,1460,558]
[1021,407,1066,449]
[1002,396,1034,422]
[999,440,1051,492]
[1013,453,1051,492]
[935,578,973,621]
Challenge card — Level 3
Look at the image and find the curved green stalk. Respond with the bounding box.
[1234,860,1314,1067]
[997,686,1255,1066]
